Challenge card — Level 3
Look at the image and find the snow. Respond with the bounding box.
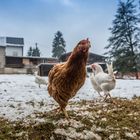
[0,74,140,121]
[75,77,140,100]
[54,128,102,140]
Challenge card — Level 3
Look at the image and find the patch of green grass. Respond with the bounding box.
[75,126,86,132]
[53,133,67,140]
[28,122,56,140]
[0,97,140,139]
[81,117,93,130]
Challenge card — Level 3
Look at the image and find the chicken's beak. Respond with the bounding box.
[84,43,91,52]
[82,42,90,52]
[82,48,88,52]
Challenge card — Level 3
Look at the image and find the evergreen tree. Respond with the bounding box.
[27,43,41,57]
[105,0,140,78]
[52,31,66,58]
[27,46,33,56]
[32,43,41,57]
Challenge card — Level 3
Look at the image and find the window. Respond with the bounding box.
[13,51,18,56]
[6,37,24,45]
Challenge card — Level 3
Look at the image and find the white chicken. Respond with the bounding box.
[90,62,116,100]
[34,71,48,88]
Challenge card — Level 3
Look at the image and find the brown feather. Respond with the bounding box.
[47,39,90,109]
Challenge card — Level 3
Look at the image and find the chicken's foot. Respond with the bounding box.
[98,92,103,97]
[62,108,69,120]
[52,107,69,120]
[103,92,116,104]
[52,107,61,114]
[104,92,112,102]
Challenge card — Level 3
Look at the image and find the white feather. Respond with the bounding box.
[90,63,116,99]
[34,71,48,88]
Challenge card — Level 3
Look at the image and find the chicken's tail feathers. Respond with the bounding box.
[106,62,114,77]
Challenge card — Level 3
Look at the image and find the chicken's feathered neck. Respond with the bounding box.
[94,65,104,75]
[66,51,88,68]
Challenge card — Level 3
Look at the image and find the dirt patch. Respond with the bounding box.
[0,97,140,140]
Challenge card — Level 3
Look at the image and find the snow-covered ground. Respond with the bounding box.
[0,74,140,121]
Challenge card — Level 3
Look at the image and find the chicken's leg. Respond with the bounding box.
[53,107,69,119]
[104,92,112,101]
[105,93,117,104]
[98,92,103,97]
[62,108,69,120]
[52,107,61,114]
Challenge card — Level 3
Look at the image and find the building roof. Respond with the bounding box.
[59,52,106,64]
[37,63,57,67]
[6,55,59,60]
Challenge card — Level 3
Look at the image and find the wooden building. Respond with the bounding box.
[5,56,58,68]
[0,37,24,57]
[37,63,55,76]
[59,52,106,72]
[59,52,106,65]
[4,56,58,74]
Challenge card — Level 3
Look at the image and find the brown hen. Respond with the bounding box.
[47,38,91,119]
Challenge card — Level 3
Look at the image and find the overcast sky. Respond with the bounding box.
[0,0,139,57]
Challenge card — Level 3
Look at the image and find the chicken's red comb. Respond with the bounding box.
[85,38,90,43]
[92,63,98,67]
[79,39,89,44]
[91,64,95,68]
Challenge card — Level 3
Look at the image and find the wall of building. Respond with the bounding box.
[0,47,6,68]
[0,37,6,46]
[0,67,37,74]
[4,67,27,74]
[0,36,24,56]
[6,46,23,56]
[0,68,4,74]
[23,58,30,65]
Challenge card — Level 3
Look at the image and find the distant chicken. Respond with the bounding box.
[47,38,91,119]
[90,63,116,100]
[34,71,47,88]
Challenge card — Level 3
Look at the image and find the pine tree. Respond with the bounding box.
[27,46,33,56]
[32,43,41,57]
[27,43,41,57]
[35,46,41,57]
[52,31,66,58]
[105,0,140,79]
